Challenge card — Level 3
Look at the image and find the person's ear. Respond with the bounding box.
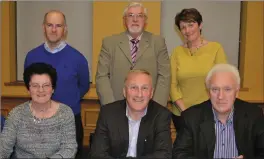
[235,87,239,98]
[123,87,126,98]
[150,88,154,98]
[42,24,46,34]
[199,22,203,30]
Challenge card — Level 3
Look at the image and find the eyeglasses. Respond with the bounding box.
[30,83,52,91]
[126,13,146,20]
[209,87,235,94]
[126,85,151,92]
[45,23,65,29]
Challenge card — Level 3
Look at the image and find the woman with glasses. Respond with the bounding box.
[0,63,77,158]
[170,8,227,131]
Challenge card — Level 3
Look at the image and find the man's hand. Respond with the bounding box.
[233,155,243,159]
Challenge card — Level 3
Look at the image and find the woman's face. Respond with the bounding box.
[28,74,54,104]
[179,21,202,43]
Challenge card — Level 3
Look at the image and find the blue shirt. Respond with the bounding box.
[24,44,90,114]
[1,115,5,132]
[213,108,238,158]
[126,105,147,157]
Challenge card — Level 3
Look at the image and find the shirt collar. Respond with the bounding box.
[127,32,143,41]
[212,106,234,124]
[126,103,147,122]
[44,41,67,54]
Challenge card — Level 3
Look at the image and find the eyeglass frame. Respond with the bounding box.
[29,83,53,91]
[125,13,147,20]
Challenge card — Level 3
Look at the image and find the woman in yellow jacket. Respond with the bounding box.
[170,8,227,131]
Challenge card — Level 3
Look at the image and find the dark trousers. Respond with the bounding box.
[75,113,84,158]
[171,113,183,132]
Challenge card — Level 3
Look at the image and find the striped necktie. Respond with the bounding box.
[130,39,139,64]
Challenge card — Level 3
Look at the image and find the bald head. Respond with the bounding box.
[42,10,67,47]
[43,10,67,26]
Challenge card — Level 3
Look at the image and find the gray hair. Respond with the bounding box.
[123,2,148,17]
[205,64,240,89]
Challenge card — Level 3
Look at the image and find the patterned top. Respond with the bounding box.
[0,101,77,158]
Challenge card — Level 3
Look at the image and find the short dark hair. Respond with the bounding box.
[175,8,203,30]
[23,63,57,90]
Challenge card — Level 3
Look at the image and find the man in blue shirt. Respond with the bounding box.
[24,10,90,156]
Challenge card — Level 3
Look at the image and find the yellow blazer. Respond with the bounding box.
[96,31,171,106]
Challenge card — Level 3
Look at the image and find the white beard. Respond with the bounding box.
[128,26,143,34]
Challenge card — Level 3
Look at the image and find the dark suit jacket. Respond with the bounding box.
[95,31,171,107]
[90,99,172,159]
[172,99,264,159]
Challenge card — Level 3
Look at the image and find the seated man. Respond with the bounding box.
[90,69,172,159]
[173,64,264,159]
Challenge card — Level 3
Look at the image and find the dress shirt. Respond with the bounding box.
[44,41,67,54]
[126,105,147,157]
[213,107,238,158]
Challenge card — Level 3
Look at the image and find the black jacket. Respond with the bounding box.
[173,99,264,159]
[90,99,172,159]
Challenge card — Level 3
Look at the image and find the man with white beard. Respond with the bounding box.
[96,2,171,107]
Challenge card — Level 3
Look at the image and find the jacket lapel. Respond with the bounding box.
[118,100,129,154]
[233,100,247,154]
[135,32,150,64]
[199,102,216,158]
[136,101,153,155]
[118,32,133,65]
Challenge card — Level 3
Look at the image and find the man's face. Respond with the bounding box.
[124,6,146,35]
[43,12,66,46]
[123,72,153,113]
[209,72,239,115]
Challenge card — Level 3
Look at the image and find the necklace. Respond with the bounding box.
[30,101,52,123]
[187,38,204,56]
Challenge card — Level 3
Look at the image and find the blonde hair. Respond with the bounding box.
[124,69,152,83]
